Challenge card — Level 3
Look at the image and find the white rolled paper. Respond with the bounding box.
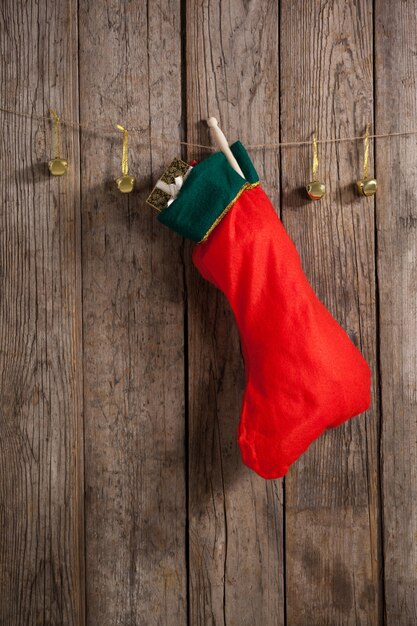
[207,117,246,180]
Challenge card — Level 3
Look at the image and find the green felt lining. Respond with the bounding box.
[157,141,259,242]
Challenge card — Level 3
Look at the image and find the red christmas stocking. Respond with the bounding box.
[157,142,371,479]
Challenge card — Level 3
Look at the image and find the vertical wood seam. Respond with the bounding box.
[180,1,190,624]
[75,0,87,622]
[277,2,288,624]
[372,0,387,622]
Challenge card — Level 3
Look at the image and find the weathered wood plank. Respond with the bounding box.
[78,1,186,624]
[375,1,417,622]
[185,1,284,624]
[280,1,381,623]
[0,1,84,624]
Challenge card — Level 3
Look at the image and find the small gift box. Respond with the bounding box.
[146,158,193,212]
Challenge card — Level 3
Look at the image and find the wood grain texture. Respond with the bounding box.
[375,1,417,622]
[2,0,417,624]
[0,1,84,625]
[78,1,186,624]
[185,1,284,625]
[280,1,381,624]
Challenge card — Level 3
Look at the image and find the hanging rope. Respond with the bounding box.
[0,103,414,150]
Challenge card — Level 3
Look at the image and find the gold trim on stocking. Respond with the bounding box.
[198,181,260,244]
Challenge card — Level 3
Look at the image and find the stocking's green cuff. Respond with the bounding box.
[157,141,259,242]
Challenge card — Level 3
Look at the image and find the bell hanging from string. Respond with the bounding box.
[306,130,326,200]
[356,123,377,197]
[48,108,68,176]
[115,124,136,193]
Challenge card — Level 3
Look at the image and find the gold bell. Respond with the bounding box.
[307,131,325,200]
[116,174,136,194]
[356,177,377,197]
[48,109,68,176]
[115,124,135,194]
[357,124,376,197]
[48,158,68,176]
[306,180,326,200]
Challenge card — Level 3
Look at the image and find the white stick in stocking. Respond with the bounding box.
[207,117,245,179]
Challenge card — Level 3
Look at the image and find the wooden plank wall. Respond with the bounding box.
[0,1,416,625]
[375,1,417,623]
[78,1,187,624]
[0,0,84,624]
[280,3,380,625]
